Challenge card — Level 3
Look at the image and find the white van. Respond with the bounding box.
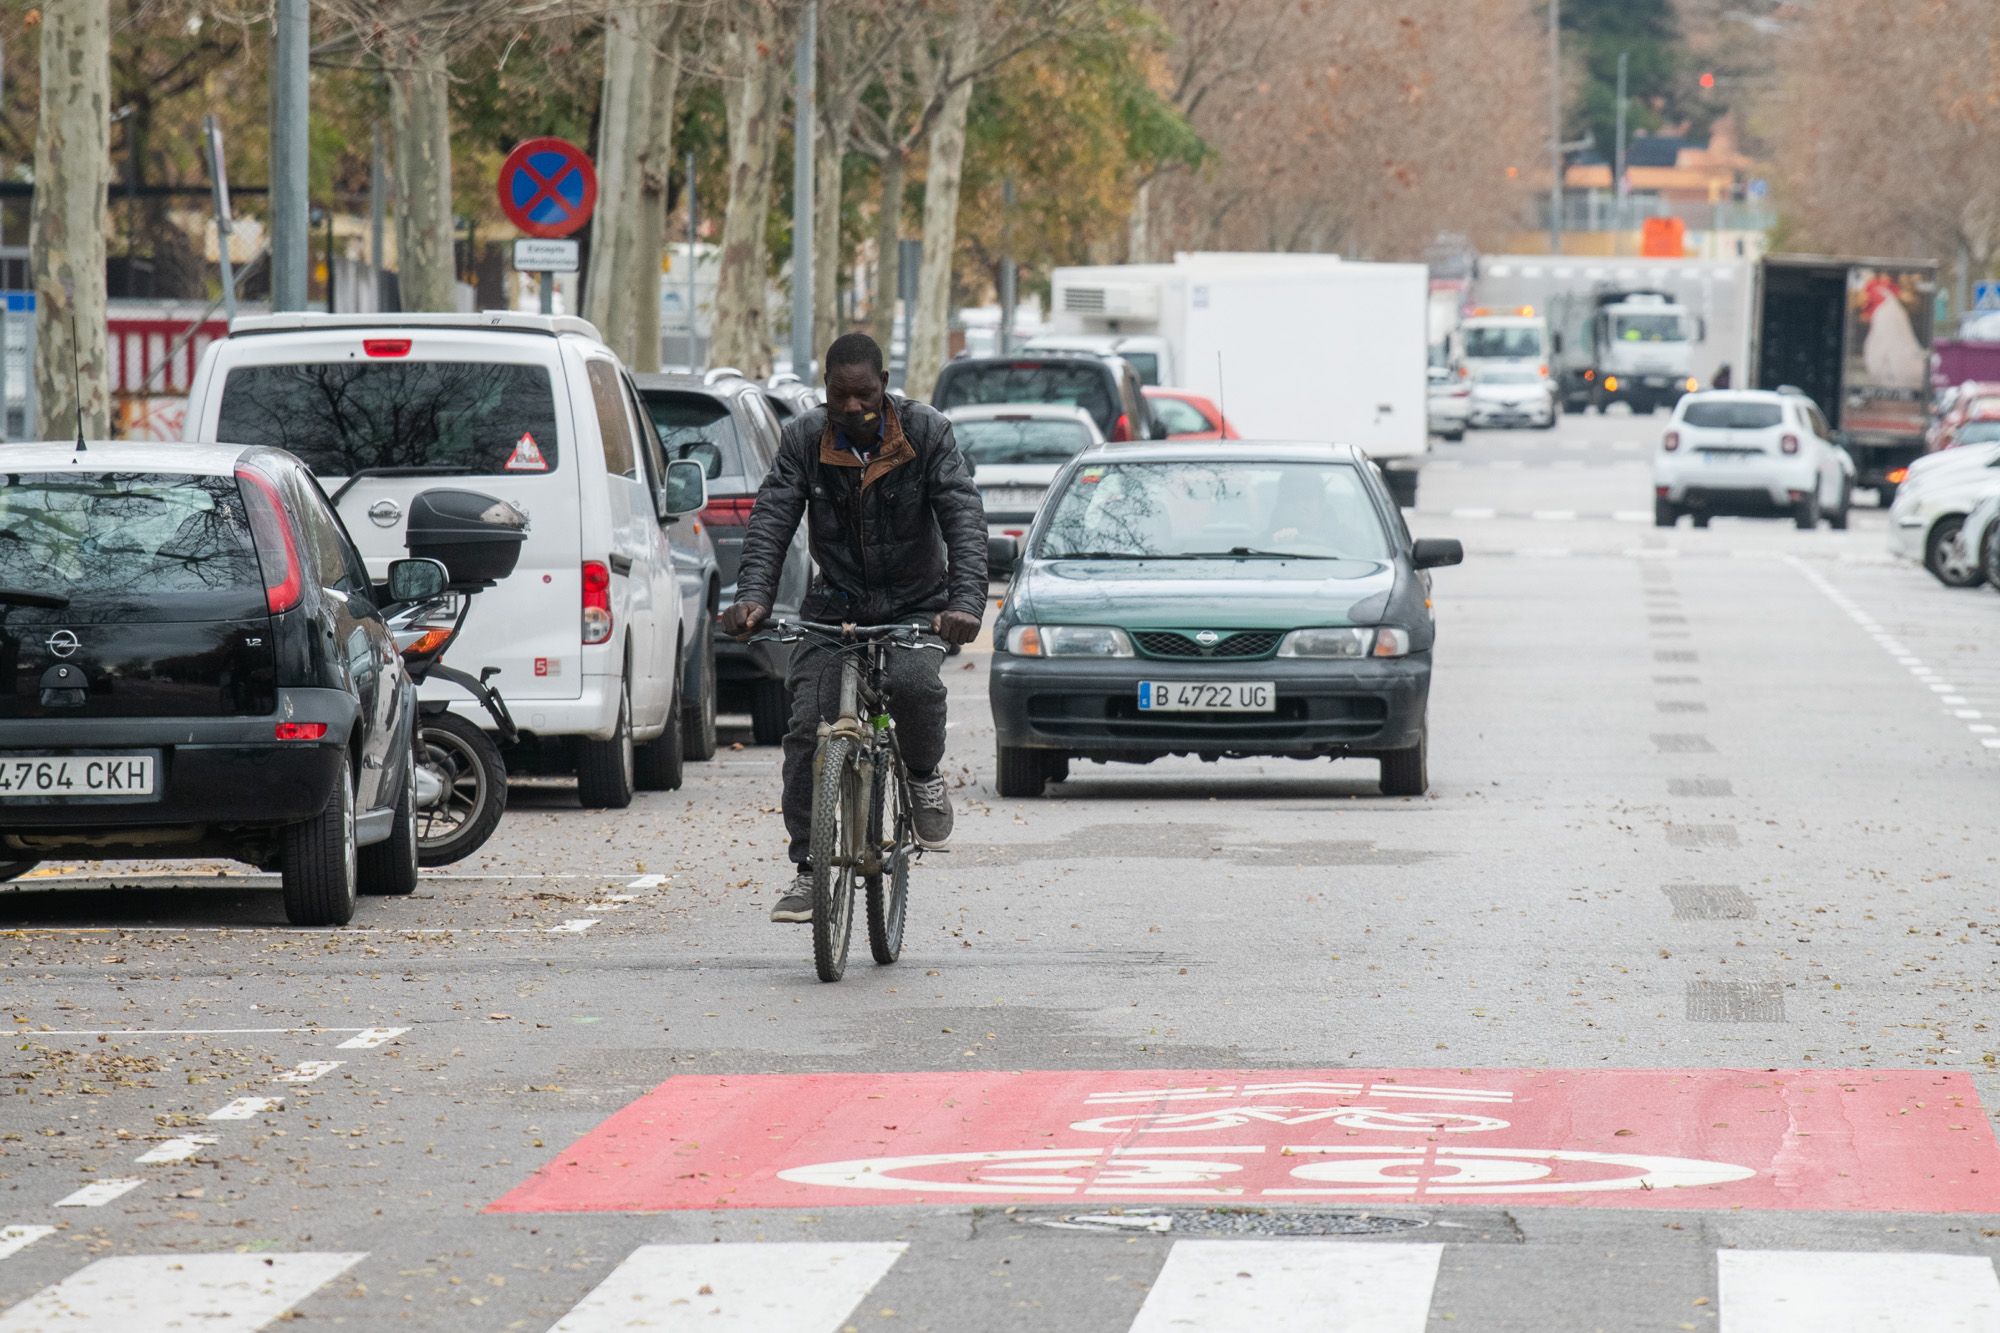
[185,312,717,808]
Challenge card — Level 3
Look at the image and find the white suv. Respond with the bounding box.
[1653,389,1854,529]
[186,312,715,807]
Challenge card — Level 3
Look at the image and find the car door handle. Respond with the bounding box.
[609,554,634,576]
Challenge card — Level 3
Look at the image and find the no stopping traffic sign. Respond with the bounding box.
[498,138,598,239]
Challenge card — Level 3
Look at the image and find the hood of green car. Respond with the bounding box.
[1013,556,1399,630]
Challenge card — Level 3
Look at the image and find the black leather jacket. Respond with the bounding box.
[735,396,988,625]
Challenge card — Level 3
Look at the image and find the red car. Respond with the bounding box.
[1143,387,1240,440]
[1927,381,2000,452]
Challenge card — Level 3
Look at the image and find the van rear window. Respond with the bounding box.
[215,362,560,477]
[1682,400,1783,430]
[935,363,1117,436]
[0,472,267,620]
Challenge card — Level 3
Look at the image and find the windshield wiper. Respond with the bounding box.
[0,586,71,609]
[1047,550,1155,560]
[327,466,473,507]
[1182,547,1327,559]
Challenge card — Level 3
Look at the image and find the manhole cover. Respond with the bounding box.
[1034,1209,1428,1237]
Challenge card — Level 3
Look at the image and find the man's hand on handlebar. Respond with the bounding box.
[719,601,769,640]
[932,609,982,646]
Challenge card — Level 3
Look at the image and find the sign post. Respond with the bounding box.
[202,116,237,323]
[497,137,598,317]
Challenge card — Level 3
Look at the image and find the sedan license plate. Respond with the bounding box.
[1137,681,1275,712]
[0,753,156,799]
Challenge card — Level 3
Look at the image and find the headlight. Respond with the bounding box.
[1005,624,1135,658]
[1276,627,1412,658]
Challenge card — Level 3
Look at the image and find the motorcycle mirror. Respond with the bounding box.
[386,557,450,604]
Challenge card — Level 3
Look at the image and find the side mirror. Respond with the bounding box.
[1697,316,1708,342]
[1551,332,1564,354]
[659,457,708,520]
[987,534,1021,573]
[1411,538,1464,570]
[385,556,450,604]
[1150,416,1170,440]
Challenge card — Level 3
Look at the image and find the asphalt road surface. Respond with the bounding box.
[6,407,2000,1331]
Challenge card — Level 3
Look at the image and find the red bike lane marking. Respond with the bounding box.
[487,1067,2000,1214]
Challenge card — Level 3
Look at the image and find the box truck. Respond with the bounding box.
[1751,255,1938,503]
[1045,255,1430,504]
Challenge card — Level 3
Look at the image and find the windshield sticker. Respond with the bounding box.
[1079,468,1105,484]
[505,432,549,472]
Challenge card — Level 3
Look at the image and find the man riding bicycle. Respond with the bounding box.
[719,333,988,922]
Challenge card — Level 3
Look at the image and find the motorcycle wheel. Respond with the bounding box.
[414,711,508,867]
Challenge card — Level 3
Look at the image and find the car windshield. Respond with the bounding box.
[954,417,1096,466]
[1462,326,1543,358]
[0,471,266,620]
[935,362,1116,436]
[643,391,744,480]
[1036,460,1389,561]
[1613,313,1689,341]
[216,361,561,477]
[1682,400,1784,430]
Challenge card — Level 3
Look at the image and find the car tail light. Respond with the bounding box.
[274,721,328,741]
[1111,412,1133,442]
[363,338,411,357]
[582,561,613,644]
[700,497,757,527]
[1538,364,1549,378]
[1663,430,1680,452]
[235,466,303,615]
[1888,467,1910,484]
[1780,433,1800,454]
[1584,368,1595,382]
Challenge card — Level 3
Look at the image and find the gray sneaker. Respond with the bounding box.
[770,871,813,923]
[909,772,953,848]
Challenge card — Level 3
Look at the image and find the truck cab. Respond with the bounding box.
[1588,292,1700,415]
[1453,313,1551,383]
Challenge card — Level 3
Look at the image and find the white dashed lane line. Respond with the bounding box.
[272,1061,343,1084]
[53,1179,144,1209]
[206,1096,283,1121]
[135,1136,217,1165]
[337,1027,409,1050]
[0,1226,53,1262]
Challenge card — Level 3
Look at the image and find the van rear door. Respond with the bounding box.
[202,336,584,702]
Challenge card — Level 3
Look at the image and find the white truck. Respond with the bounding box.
[1044,254,1430,505]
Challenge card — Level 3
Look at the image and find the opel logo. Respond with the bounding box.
[368,498,403,528]
[1194,630,1221,646]
[46,629,80,659]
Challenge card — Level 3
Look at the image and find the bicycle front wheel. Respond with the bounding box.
[865,765,907,965]
[809,735,859,982]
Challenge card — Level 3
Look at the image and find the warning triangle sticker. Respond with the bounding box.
[504,432,548,472]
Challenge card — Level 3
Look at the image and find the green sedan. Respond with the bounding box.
[987,442,1463,797]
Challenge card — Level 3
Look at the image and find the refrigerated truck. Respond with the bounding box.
[1750,255,1938,503]
[1046,255,1430,504]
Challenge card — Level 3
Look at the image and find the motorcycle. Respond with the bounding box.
[382,488,531,867]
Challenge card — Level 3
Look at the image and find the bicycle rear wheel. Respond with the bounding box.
[865,765,907,965]
[808,735,859,982]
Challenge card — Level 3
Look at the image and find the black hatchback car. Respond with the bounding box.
[0,442,449,925]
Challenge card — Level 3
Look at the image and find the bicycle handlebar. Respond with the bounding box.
[752,618,933,647]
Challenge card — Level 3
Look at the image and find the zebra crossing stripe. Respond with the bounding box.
[545,1242,908,1332]
[0,1227,53,1263]
[1718,1250,2000,1331]
[0,1252,363,1333]
[1128,1240,1444,1333]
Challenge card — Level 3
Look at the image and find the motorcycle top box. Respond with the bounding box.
[405,489,529,588]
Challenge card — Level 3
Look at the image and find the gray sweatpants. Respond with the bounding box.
[782,635,949,867]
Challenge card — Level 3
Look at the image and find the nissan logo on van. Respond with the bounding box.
[369,499,403,528]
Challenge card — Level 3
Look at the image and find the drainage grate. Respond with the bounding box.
[1687,979,1785,1022]
[1037,1209,1430,1238]
[1652,733,1717,753]
[1667,823,1740,848]
[1667,777,1733,797]
[1664,883,1756,920]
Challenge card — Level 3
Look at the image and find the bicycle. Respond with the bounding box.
[753,619,939,981]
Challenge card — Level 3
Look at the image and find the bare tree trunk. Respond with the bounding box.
[903,15,980,402]
[1127,177,1153,264]
[812,107,851,356]
[869,149,904,350]
[32,0,112,440]
[629,21,683,374]
[389,47,456,312]
[586,3,667,359]
[711,15,787,378]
